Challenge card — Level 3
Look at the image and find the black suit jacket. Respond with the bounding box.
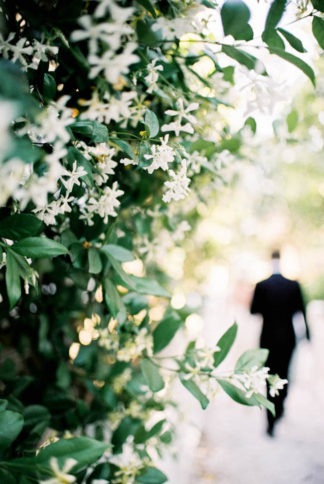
[250,273,310,351]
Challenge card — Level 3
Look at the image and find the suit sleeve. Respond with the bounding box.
[295,282,311,340]
[250,283,262,315]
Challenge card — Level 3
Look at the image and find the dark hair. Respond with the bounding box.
[271,250,281,259]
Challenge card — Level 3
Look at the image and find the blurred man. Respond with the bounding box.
[250,250,310,436]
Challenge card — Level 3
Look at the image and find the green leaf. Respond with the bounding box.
[43,73,56,100]
[5,251,21,309]
[0,410,24,450]
[153,309,182,353]
[88,247,102,274]
[253,393,275,416]
[286,109,298,133]
[136,467,168,484]
[12,237,69,258]
[136,19,160,46]
[180,378,209,409]
[128,275,169,297]
[71,120,108,143]
[221,0,253,41]
[140,359,165,392]
[136,0,157,17]
[262,28,285,50]
[311,0,324,12]
[144,109,160,138]
[277,28,306,52]
[312,16,324,50]
[11,437,108,472]
[0,469,16,484]
[270,48,316,86]
[101,244,135,262]
[217,379,257,406]
[111,138,136,159]
[0,214,43,240]
[103,278,127,322]
[213,322,238,367]
[105,253,137,290]
[264,0,287,31]
[222,45,266,74]
[235,348,269,372]
[244,117,257,134]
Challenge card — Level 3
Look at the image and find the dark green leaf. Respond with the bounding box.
[144,109,160,138]
[222,45,266,74]
[264,0,287,31]
[104,278,126,322]
[101,244,135,262]
[181,378,209,409]
[43,73,56,100]
[5,251,21,309]
[136,0,157,17]
[111,138,136,159]
[71,120,108,143]
[235,348,269,372]
[311,0,324,12]
[312,16,324,50]
[153,309,182,353]
[213,322,238,367]
[12,237,69,258]
[277,28,306,52]
[221,0,253,41]
[262,28,285,50]
[136,20,160,46]
[140,359,164,392]
[0,410,24,450]
[136,467,168,484]
[270,48,316,86]
[88,247,102,274]
[0,214,43,240]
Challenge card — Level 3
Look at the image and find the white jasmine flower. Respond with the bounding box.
[87,182,124,223]
[144,59,164,93]
[37,97,74,143]
[144,135,175,174]
[0,158,25,206]
[79,91,136,124]
[120,158,138,166]
[61,161,87,193]
[234,366,270,398]
[29,39,58,69]
[161,98,199,136]
[0,99,17,160]
[40,457,77,484]
[165,98,199,125]
[89,43,139,84]
[90,144,117,185]
[172,220,191,241]
[71,15,113,54]
[0,33,33,70]
[268,374,288,397]
[182,361,202,380]
[163,162,191,203]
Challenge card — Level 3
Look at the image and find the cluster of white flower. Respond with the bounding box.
[79,91,137,125]
[83,182,124,225]
[117,328,153,362]
[144,135,175,173]
[162,98,199,137]
[0,32,58,71]
[233,366,270,398]
[71,1,138,85]
[145,58,164,94]
[162,162,191,203]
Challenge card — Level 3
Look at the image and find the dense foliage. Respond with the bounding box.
[0,0,322,482]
